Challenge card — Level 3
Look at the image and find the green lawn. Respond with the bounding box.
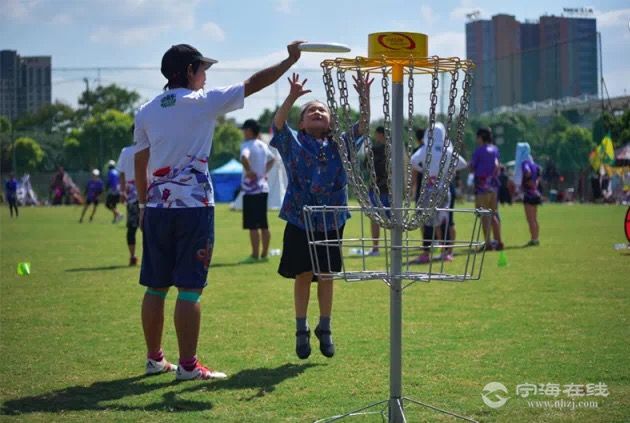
[0,202,628,422]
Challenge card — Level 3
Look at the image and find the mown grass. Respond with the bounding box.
[0,202,628,422]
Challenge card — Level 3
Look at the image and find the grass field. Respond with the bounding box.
[0,202,628,422]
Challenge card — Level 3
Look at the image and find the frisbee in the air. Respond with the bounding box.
[299,42,351,53]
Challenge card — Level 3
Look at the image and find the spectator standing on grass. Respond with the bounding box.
[5,173,18,218]
[365,126,388,256]
[470,127,503,250]
[105,160,124,223]
[239,118,276,263]
[117,141,140,265]
[518,142,542,246]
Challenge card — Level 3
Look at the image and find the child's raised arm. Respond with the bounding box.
[273,73,311,131]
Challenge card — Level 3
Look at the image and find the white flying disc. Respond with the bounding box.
[299,42,351,53]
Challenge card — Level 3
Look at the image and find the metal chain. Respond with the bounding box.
[410,57,440,229]
[336,67,377,223]
[430,59,461,215]
[453,66,474,166]
[403,58,415,225]
[381,61,396,228]
[356,66,388,227]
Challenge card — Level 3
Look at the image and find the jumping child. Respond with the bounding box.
[271,73,371,359]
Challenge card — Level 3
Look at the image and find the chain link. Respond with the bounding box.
[409,57,440,229]
[403,58,415,225]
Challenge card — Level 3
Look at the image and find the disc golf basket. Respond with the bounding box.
[303,32,493,423]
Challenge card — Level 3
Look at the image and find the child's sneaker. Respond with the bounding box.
[441,252,454,262]
[145,358,177,375]
[176,362,227,380]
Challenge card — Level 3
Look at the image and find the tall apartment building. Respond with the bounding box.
[466,13,598,114]
[0,50,51,120]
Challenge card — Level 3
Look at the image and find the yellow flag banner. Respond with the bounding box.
[597,134,615,165]
[589,149,600,171]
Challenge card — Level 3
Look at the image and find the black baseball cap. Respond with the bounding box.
[241,119,260,134]
[161,44,218,80]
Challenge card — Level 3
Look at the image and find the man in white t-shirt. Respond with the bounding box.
[239,119,275,263]
[134,41,303,381]
[116,136,139,266]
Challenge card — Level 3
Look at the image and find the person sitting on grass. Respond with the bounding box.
[271,72,371,360]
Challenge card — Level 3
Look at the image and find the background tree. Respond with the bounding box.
[12,137,45,172]
[75,109,133,170]
[210,118,242,169]
[77,84,141,118]
[0,116,12,172]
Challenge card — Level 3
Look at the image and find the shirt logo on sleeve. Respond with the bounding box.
[160,94,176,108]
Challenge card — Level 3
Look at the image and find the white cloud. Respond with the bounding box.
[420,5,436,23]
[274,0,294,14]
[50,13,73,25]
[450,0,484,22]
[429,31,466,58]
[201,21,226,41]
[594,8,630,29]
[1,0,41,20]
[89,25,169,46]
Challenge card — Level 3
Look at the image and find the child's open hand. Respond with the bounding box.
[287,73,312,100]
[352,72,374,97]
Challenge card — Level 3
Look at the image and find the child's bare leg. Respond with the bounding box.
[294,272,312,318]
[316,276,335,357]
[294,271,313,359]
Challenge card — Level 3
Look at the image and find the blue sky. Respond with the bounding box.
[1,0,628,122]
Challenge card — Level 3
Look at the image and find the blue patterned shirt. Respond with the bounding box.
[271,123,364,232]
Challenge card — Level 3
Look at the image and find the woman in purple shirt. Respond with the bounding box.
[520,143,541,246]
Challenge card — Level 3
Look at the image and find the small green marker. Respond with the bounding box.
[17,262,31,276]
[497,251,507,267]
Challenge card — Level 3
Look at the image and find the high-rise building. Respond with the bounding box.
[0,50,20,120]
[0,50,52,120]
[465,13,598,114]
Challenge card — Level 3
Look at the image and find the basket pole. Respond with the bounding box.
[388,63,405,423]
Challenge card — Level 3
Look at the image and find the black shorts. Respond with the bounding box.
[524,194,542,206]
[86,198,99,206]
[243,193,269,229]
[106,192,120,209]
[127,202,140,229]
[278,222,345,282]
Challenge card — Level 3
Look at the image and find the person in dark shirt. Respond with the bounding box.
[5,173,18,218]
[79,169,104,223]
[366,126,389,256]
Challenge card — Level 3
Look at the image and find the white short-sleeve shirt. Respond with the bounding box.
[116,145,138,203]
[240,138,274,194]
[134,84,245,208]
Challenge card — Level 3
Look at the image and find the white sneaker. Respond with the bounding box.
[176,362,227,380]
[145,358,177,375]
